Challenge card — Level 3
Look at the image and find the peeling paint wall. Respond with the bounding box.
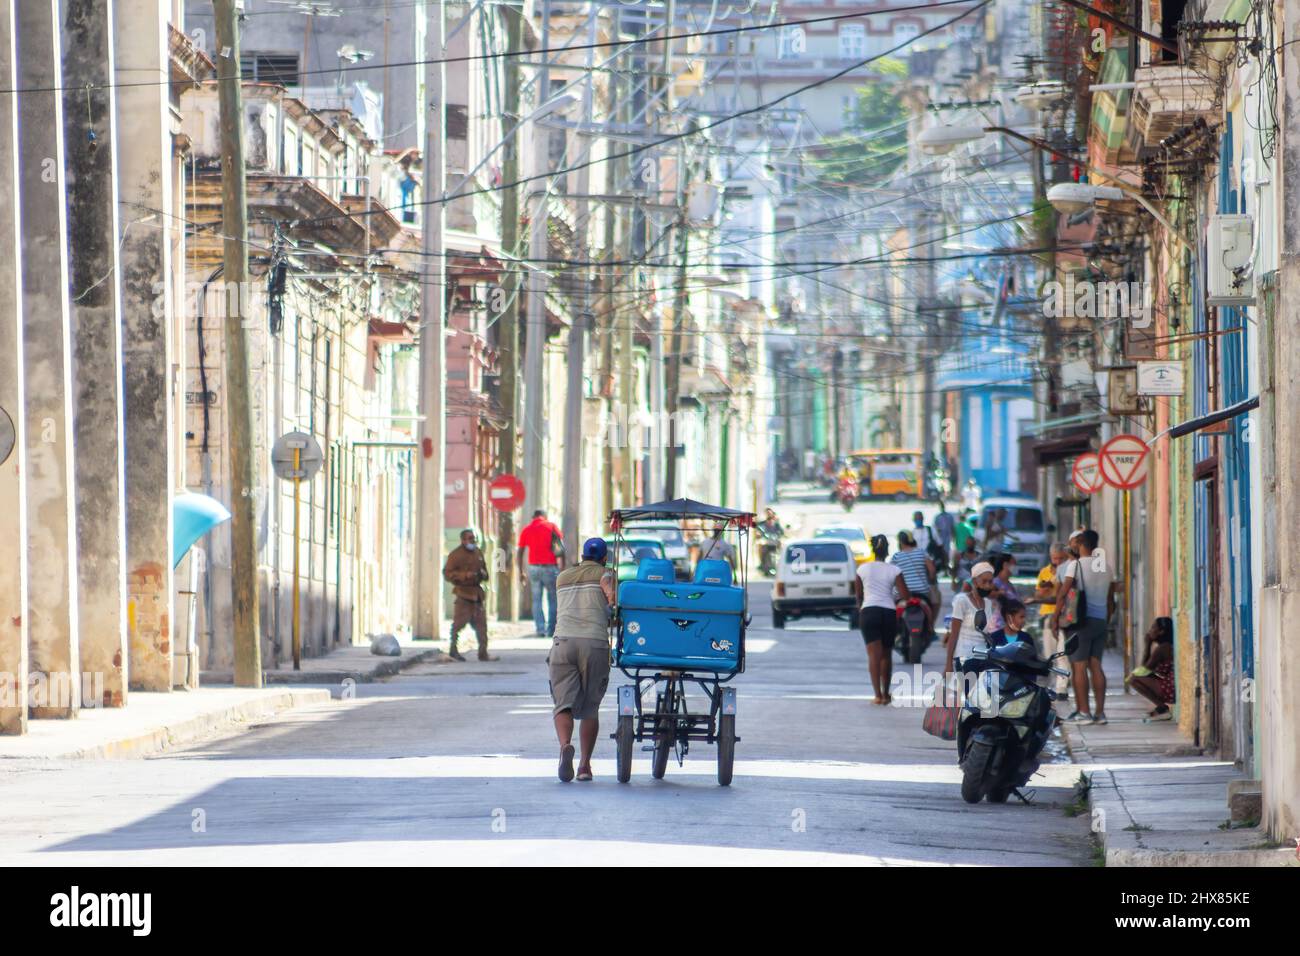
[17,0,80,719]
[62,0,129,709]
[115,0,175,691]
[0,0,28,734]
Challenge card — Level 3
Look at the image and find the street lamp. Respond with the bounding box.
[1012,81,1068,111]
[917,123,986,156]
[1045,181,1126,212]
[979,126,1192,251]
[1045,180,1189,251]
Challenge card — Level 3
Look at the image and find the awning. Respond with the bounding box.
[611,498,755,524]
[1021,410,1110,437]
[1167,395,1259,440]
[1029,428,1096,465]
[367,318,414,343]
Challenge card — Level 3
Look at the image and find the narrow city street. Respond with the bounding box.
[0,498,1090,866]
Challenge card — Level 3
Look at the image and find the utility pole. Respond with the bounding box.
[919,201,937,479]
[414,1,447,640]
[601,19,622,517]
[663,137,691,501]
[561,5,599,560]
[522,0,551,531]
[658,3,684,501]
[616,8,636,508]
[214,0,262,686]
[495,0,522,619]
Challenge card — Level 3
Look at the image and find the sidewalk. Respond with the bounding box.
[1061,652,1296,866]
[2,620,544,763]
[202,618,545,684]
[0,686,329,761]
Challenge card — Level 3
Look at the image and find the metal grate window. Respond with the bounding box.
[240,52,301,86]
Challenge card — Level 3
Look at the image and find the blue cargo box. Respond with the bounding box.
[616,578,744,672]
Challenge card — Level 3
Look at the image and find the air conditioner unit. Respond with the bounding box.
[1207,214,1255,307]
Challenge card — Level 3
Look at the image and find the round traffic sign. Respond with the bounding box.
[1099,434,1150,490]
[488,473,526,512]
[0,406,14,467]
[271,431,324,482]
[1071,452,1104,495]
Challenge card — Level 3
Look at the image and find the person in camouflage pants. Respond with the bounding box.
[442,529,497,662]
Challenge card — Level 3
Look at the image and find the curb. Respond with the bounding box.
[1062,720,1298,867]
[1106,846,1298,867]
[7,688,331,761]
[202,647,444,686]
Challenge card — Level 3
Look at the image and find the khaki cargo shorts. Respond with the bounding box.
[547,638,611,721]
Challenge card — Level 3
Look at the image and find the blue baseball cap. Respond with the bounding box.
[582,537,608,561]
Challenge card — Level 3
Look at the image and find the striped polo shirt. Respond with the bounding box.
[890,547,931,595]
[553,560,613,642]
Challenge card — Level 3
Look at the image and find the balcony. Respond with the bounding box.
[1130,64,1217,148]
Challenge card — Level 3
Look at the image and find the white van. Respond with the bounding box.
[771,538,858,630]
[978,495,1050,578]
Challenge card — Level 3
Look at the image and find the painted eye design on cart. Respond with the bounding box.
[686,591,704,600]
[670,618,693,630]
[662,589,678,598]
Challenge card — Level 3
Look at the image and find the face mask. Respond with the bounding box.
[975,585,993,597]
[464,542,477,551]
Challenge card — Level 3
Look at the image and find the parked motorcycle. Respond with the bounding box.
[956,637,1074,804]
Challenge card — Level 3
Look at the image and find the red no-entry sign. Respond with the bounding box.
[1071,452,1105,495]
[488,474,526,512]
[1099,434,1150,490]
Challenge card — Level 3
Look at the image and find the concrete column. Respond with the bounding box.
[61,0,128,708]
[1261,0,1300,843]
[113,0,174,690]
[0,0,28,734]
[17,0,80,718]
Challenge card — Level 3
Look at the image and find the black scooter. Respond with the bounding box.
[956,637,1074,804]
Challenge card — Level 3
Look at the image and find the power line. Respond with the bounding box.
[284,0,994,229]
[1,0,980,95]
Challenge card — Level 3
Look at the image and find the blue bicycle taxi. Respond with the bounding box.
[607,498,753,786]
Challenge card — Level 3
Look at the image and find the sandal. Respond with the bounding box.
[558,744,575,783]
[575,769,593,782]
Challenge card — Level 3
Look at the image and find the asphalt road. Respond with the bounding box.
[0,496,1092,866]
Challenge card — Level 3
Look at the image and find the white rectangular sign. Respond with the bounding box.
[1137,361,1184,396]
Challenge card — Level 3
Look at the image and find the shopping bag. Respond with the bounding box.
[922,702,960,740]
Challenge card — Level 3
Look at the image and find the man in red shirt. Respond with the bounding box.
[517,509,564,637]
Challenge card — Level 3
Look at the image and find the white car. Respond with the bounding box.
[771,537,859,630]
[630,519,691,580]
